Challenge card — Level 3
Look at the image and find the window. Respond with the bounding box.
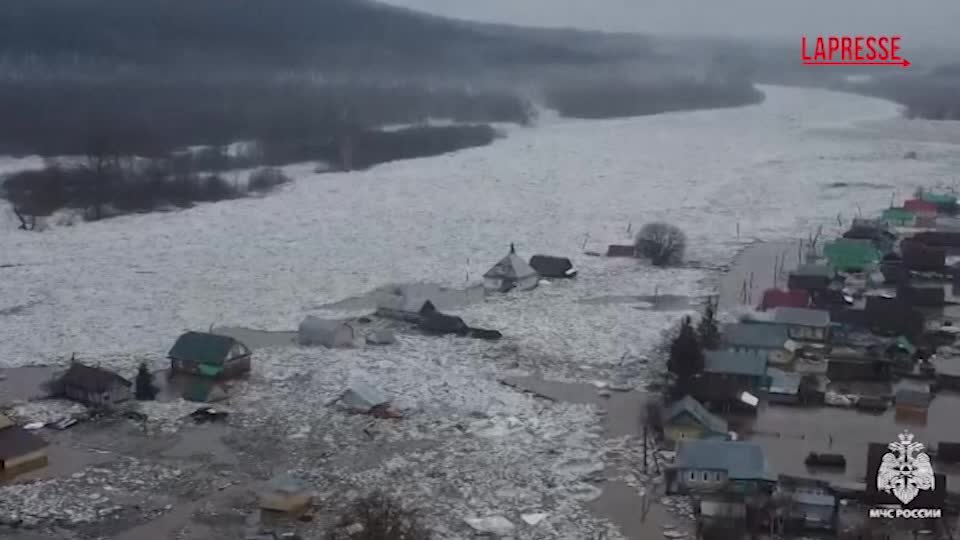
[702,472,709,481]
[714,472,722,481]
[688,471,696,481]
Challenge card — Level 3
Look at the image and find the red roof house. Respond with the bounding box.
[904,199,938,215]
[759,289,809,311]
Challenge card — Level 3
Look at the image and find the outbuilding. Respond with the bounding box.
[529,254,577,278]
[297,316,355,348]
[483,244,539,292]
[59,362,132,407]
[169,332,252,379]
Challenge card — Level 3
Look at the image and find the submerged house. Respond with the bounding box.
[773,307,831,342]
[722,323,795,366]
[881,207,917,228]
[702,350,770,393]
[897,283,946,307]
[662,396,729,448]
[529,255,577,278]
[297,317,354,348]
[787,264,834,293]
[483,244,539,292]
[844,222,897,254]
[668,440,775,495]
[823,238,880,273]
[169,332,252,379]
[419,312,469,335]
[0,415,49,479]
[60,362,132,407]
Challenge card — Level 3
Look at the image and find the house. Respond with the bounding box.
[772,307,831,342]
[894,388,932,424]
[766,368,801,405]
[0,415,48,479]
[879,252,909,285]
[169,332,252,379]
[668,440,775,495]
[864,296,925,339]
[419,312,469,335]
[528,255,577,278]
[918,190,958,212]
[900,239,946,272]
[823,238,880,272]
[297,317,354,348]
[259,474,313,515]
[896,283,945,307]
[843,223,897,254]
[826,354,894,381]
[722,323,795,365]
[912,230,960,249]
[483,244,539,292]
[662,396,729,448]
[374,283,465,322]
[60,362,132,406]
[880,207,917,227]
[703,350,770,393]
[787,264,834,292]
[759,288,809,311]
[775,475,837,532]
[904,198,939,216]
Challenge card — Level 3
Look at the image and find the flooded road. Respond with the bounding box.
[718,240,804,312]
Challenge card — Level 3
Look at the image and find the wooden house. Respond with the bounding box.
[0,415,48,479]
[766,368,801,405]
[662,396,729,448]
[703,350,770,393]
[60,362,132,407]
[721,323,795,366]
[773,307,831,342]
[169,332,252,379]
[894,388,932,424]
[667,440,775,495]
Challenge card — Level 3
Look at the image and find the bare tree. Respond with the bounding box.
[635,222,686,266]
[326,490,432,540]
[13,206,36,231]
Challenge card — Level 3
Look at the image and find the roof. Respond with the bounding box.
[419,312,468,334]
[342,382,388,411]
[529,255,574,277]
[760,289,808,310]
[265,474,310,495]
[704,350,768,377]
[0,425,48,460]
[823,238,880,270]
[674,440,774,482]
[773,307,830,328]
[61,362,131,392]
[766,368,800,395]
[905,199,938,214]
[484,251,537,280]
[920,191,957,205]
[168,332,247,365]
[665,396,728,434]
[791,264,833,278]
[895,388,931,408]
[722,323,789,350]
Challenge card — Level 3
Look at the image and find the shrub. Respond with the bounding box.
[635,222,686,266]
[247,167,291,193]
[327,491,431,540]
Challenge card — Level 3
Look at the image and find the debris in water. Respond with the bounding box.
[464,515,515,535]
[521,512,548,526]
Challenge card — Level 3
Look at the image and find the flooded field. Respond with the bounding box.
[0,366,55,405]
[578,294,702,312]
[718,240,805,312]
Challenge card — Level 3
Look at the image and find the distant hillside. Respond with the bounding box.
[0,0,611,74]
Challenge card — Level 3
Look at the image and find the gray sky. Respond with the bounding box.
[380,0,959,49]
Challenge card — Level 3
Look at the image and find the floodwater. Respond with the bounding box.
[577,294,701,312]
[503,375,694,539]
[718,240,805,312]
[212,326,298,349]
[312,281,485,313]
[0,365,55,405]
[743,393,960,487]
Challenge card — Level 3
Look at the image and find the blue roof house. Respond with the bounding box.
[722,323,796,366]
[702,350,771,393]
[668,440,776,495]
[662,396,730,448]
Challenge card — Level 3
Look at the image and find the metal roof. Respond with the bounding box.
[665,396,728,434]
[704,350,768,377]
[722,323,789,350]
[773,307,831,328]
[674,440,774,482]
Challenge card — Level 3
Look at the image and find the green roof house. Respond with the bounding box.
[663,396,730,448]
[823,238,880,272]
[919,190,958,211]
[880,207,916,227]
[168,332,252,380]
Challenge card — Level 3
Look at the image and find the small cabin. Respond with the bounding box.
[169,332,252,380]
[59,362,132,407]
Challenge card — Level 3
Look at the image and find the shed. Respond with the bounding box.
[788,265,833,292]
[60,362,132,406]
[169,332,252,379]
[704,351,768,379]
[759,289,809,311]
[529,255,577,278]
[484,245,539,292]
[823,239,880,272]
[259,474,313,514]
[297,316,354,348]
[341,382,389,412]
[0,424,48,478]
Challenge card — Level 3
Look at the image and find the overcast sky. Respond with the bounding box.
[380,0,960,49]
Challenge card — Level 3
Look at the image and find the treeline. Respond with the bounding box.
[542,78,765,119]
[854,71,960,121]
[0,78,529,157]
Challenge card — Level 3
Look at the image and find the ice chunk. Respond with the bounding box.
[464,516,515,535]
[521,512,548,526]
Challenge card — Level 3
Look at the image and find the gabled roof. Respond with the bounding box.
[665,396,728,434]
[675,440,774,482]
[0,425,48,460]
[169,332,248,365]
[704,350,768,377]
[791,264,833,278]
[61,362,131,392]
[484,251,537,280]
[773,307,830,328]
[722,323,789,350]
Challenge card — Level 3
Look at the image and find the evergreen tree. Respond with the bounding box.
[668,316,704,388]
[697,296,721,350]
[134,361,158,400]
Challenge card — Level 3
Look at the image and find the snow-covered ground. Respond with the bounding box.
[4,85,960,538]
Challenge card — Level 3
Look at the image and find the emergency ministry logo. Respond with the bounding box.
[877,430,935,504]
